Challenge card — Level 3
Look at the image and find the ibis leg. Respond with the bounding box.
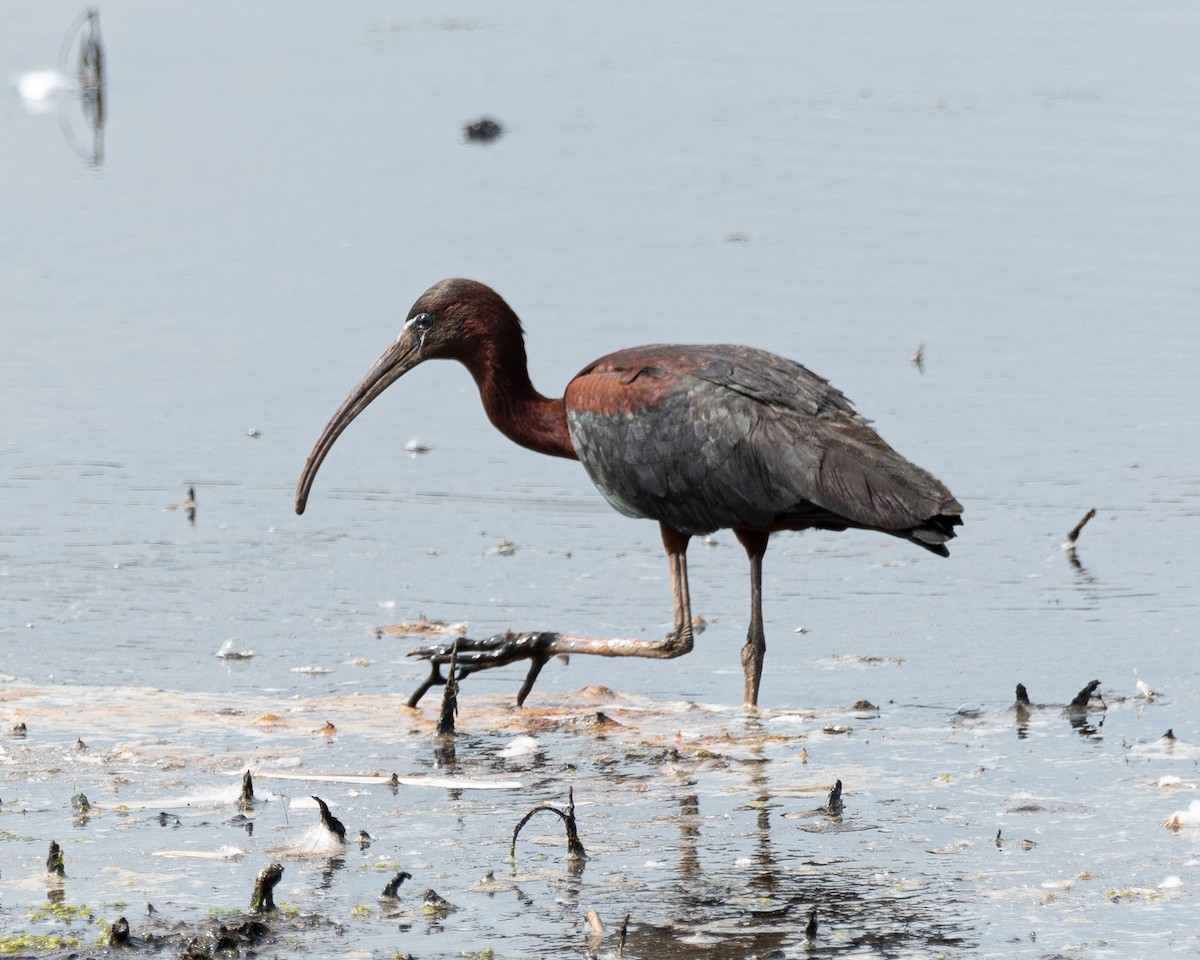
[735,528,770,708]
[405,523,695,705]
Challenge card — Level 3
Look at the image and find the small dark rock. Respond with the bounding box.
[464,117,503,143]
[109,916,130,945]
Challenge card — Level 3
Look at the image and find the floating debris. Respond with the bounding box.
[379,614,468,637]
[511,786,587,863]
[910,341,926,373]
[256,770,521,790]
[216,639,254,660]
[405,437,431,455]
[815,654,904,669]
[1133,668,1159,701]
[487,539,517,557]
[249,862,283,913]
[464,116,502,143]
[167,486,197,525]
[497,735,539,758]
[151,845,245,861]
[1163,800,1200,831]
[18,69,73,112]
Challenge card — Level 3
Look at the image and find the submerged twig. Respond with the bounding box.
[511,786,587,862]
[617,913,629,958]
[249,862,283,913]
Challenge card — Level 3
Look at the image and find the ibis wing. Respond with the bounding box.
[565,345,961,546]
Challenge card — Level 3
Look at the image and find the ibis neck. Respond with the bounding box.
[463,343,577,461]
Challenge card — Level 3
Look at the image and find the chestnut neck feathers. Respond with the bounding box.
[444,284,576,461]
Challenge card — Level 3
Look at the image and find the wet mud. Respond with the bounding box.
[2,679,1197,958]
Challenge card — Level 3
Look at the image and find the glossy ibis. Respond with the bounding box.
[295,279,962,707]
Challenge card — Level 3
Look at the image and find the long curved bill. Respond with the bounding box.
[294,329,422,515]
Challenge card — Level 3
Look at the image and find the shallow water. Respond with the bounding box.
[3,1,1199,957]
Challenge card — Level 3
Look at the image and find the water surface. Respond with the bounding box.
[2,2,1198,956]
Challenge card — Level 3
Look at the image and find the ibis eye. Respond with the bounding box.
[411,312,434,333]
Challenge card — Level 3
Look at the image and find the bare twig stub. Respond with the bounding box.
[437,638,461,736]
[239,770,255,810]
[47,840,65,876]
[511,786,587,862]
[312,796,346,843]
[822,779,844,817]
[1062,508,1096,569]
[250,862,283,913]
[381,870,412,899]
[1068,679,1102,712]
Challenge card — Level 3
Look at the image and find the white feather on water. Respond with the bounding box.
[16,70,73,113]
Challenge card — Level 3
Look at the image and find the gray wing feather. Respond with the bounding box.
[568,345,960,541]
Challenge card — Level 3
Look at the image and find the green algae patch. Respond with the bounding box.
[0,934,83,953]
[29,902,95,924]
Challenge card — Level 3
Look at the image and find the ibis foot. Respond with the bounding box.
[406,625,696,708]
[407,631,560,707]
